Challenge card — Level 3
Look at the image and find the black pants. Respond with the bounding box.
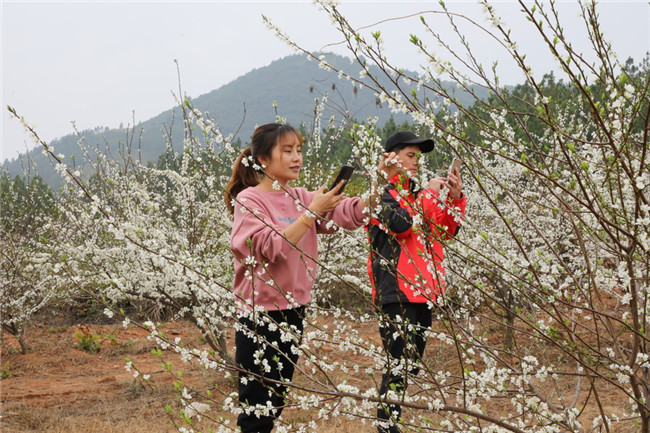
[377,302,431,433]
[235,307,305,433]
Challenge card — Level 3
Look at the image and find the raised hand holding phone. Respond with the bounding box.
[328,165,355,193]
[449,158,462,176]
[307,166,355,216]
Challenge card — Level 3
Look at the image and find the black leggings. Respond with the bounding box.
[235,307,305,433]
[377,302,432,433]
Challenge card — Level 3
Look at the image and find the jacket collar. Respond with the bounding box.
[388,172,417,193]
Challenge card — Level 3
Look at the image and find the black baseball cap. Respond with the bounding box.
[384,130,434,154]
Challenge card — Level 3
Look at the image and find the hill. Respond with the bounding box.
[2,53,487,187]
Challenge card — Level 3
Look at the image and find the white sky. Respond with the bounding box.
[2,1,648,163]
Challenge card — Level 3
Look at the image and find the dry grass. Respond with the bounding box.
[2,396,178,433]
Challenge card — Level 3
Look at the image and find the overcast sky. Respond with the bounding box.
[2,1,648,163]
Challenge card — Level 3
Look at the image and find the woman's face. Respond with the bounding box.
[259,132,303,186]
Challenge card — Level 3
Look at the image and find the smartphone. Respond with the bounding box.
[449,158,462,174]
[329,165,355,193]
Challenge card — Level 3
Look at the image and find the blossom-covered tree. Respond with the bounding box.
[264,0,649,431]
[0,173,67,354]
[5,1,649,431]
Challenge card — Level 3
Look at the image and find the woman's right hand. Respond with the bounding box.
[308,184,344,215]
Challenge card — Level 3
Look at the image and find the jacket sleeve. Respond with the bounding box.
[376,189,414,238]
[418,188,467,239]
[230,196,292,264]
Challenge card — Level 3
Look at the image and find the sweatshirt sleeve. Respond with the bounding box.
[317,195,367,234]
[230,195,291,264]
[418,188,467,239]
[301,191,366,234]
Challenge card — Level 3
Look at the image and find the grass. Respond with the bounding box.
[2,396,179,433]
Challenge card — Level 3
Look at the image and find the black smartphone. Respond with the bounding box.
[329,165,355,193]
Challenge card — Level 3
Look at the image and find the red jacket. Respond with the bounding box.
[367,175,466,305]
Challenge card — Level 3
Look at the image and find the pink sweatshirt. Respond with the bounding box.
[230,185,366,311]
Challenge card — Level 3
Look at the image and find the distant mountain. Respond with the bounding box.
[2,53,487,188]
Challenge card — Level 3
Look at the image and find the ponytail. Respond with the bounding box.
[225,146,259,214]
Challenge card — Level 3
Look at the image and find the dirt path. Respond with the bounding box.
[1,321,215,432]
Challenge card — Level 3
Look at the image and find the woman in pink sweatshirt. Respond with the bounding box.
[225,123,367,433]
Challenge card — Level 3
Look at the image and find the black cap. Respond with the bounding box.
[384,130,434,154]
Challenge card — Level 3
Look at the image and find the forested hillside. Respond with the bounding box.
[2,53,485,188]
